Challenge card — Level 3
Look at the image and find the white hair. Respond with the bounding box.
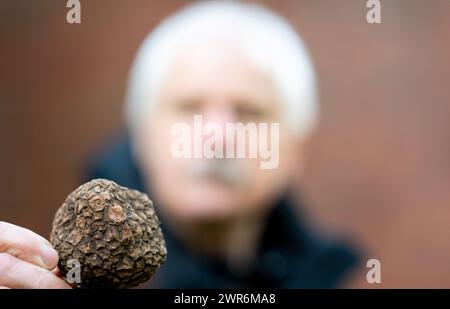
[125,0,319,138]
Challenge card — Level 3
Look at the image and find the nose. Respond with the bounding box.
[202,101,236,155]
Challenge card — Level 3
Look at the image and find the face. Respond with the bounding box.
[134,41,298,224]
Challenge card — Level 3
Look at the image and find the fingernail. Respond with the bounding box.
[43,238,53,247]
[39,243,59,269]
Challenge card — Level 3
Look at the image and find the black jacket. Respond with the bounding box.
[86,134,359,288]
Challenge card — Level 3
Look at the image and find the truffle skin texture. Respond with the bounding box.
[50,179,167,289]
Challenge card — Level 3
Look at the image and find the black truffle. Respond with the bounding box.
[50,179,167,288]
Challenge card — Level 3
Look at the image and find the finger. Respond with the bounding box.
[0,286,10,289]
[51,267,64,277]
[0,253,70,289]
[0,221,58,270]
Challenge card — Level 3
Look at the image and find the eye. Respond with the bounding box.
[236,103,266,121]
[174,98,202,114]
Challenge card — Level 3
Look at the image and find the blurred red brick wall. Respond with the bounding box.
[1,0,450,287]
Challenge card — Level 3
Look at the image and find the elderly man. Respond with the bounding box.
[0,1,358,288]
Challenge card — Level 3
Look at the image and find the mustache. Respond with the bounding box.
[188,159,244,186]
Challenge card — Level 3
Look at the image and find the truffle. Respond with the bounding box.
[50,179,167,288]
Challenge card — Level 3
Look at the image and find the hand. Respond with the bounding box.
[0,221,71,288]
